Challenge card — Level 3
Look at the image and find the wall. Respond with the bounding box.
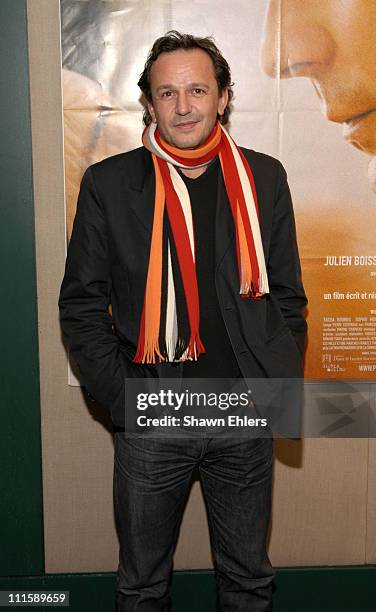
[28,0,376,573]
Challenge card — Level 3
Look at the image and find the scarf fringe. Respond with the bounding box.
[134,335,204,364]
[133,338,164,364]
[240,270,269,297]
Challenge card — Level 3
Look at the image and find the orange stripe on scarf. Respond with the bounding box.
[134,156,165,363]
[236,202,253,291]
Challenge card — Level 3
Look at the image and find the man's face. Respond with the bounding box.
[261,0,376,182]
[147,48,228,149]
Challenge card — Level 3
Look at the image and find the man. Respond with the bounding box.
[59,31,307,611]
[261,0,376,192]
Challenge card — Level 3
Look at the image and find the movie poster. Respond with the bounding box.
[61,0,376,381]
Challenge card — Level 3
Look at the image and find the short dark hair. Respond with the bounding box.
[138,30,234,126]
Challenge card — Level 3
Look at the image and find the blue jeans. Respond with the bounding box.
[114,434,274,611]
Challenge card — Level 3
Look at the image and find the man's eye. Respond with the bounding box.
[161,91,174,98]
[192,88,205,95]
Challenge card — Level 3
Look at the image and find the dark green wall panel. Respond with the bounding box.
[273,566,375,612]
[0,0,43,575]
[0,568,375,612]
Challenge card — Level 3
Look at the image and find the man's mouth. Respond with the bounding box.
[310,84,376,153]
[341,109,376,153]
[173,120,198,130]
[344,109,375,127]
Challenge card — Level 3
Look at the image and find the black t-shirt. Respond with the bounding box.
[180,158,242,379]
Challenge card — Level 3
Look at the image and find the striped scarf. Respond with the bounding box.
[133,120,269,364]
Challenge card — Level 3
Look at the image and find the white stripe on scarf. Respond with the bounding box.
[221,127,269,294]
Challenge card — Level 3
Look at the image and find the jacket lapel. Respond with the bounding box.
[128,149,155,238]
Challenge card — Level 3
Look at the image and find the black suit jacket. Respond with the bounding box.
[59,146,307,432]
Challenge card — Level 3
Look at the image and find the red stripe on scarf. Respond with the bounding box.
[133,306,147,362]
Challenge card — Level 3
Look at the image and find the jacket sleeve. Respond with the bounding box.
[267,160,308,354]
[58,166,124,414]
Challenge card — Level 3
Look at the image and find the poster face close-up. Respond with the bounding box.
[61,0,376,381]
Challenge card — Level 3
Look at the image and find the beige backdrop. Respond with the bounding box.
[28,0,376,573]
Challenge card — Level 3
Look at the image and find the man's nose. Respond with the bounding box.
[260,0,336,79]
[175,91,191,115]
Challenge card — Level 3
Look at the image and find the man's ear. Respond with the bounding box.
[218,88,229,117]
[147,100,157,123]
